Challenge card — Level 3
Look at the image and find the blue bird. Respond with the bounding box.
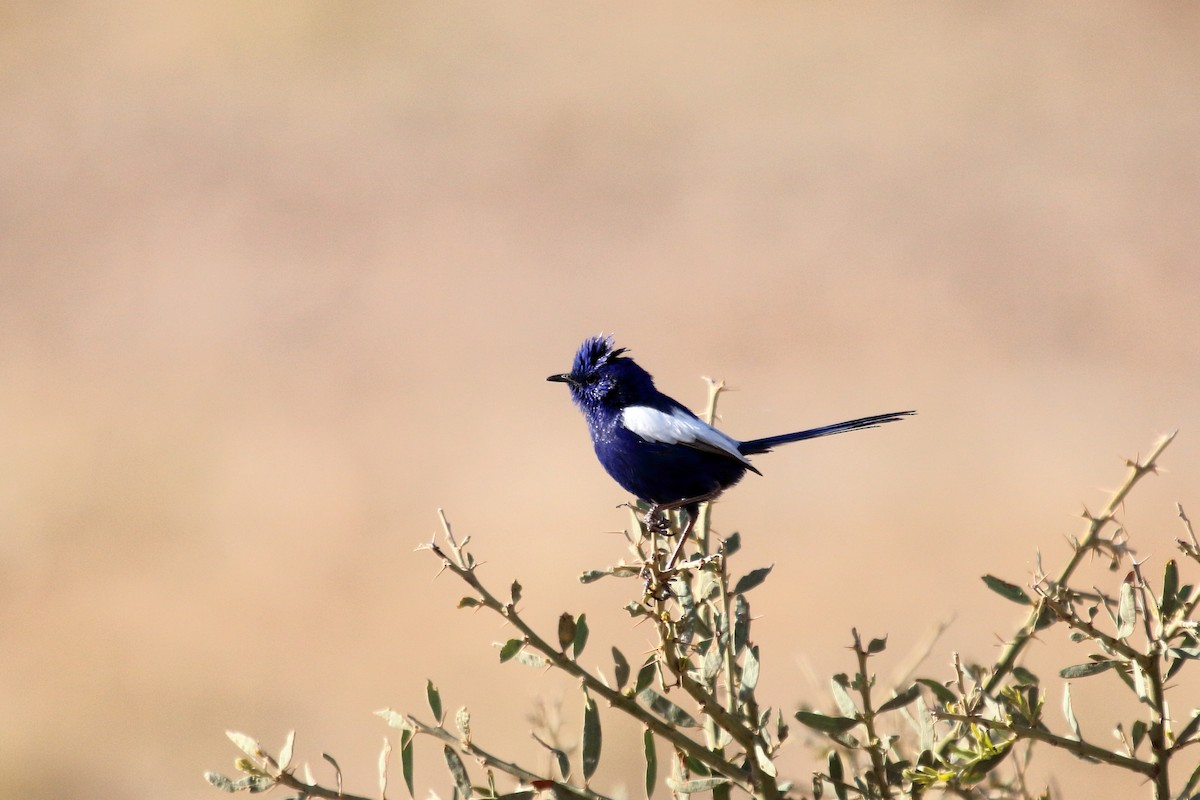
[548,336,913,561]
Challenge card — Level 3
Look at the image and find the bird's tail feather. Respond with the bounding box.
[739,410,915,455]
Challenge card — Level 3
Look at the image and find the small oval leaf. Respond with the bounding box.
[643,727,657,799]
[982,574,1032,606]
[612,647,631,690]
[573,614,590,659]
[427,680,443,722]
[795,710,859,734]
[877,683,922,713]
[1116,580,1137,639]
[1060,661,1116,679]
[582,694,602,780]
[638,689,699,728]
[733,565,773,595]
[915,678,956,706]
[444,745,471,800]
[499,639,524,663]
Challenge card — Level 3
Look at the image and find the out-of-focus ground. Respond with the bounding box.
[2,3,1199,799]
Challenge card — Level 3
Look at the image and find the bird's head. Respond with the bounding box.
[547,335,655,410]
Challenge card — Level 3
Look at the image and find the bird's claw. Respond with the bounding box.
[644,508,672,536]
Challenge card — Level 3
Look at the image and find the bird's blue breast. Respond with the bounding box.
[588,413,748,505]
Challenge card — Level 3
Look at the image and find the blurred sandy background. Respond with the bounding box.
[3,3,1199,799]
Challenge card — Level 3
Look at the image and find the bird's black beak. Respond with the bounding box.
[547,373,576,385]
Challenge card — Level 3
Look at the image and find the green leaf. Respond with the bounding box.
[915,678,956,706]
[693,570,720,602]
[1181,759,1200,800]
[867,636,888,654]
[457,597,481,609]
[612,647,631,690]
[959,741,1013,784]
[1161,560,1179,619]
[915,696,934,752]
[638,689,700,728]
[1059,661,1115,679]
[739,645,761,702]
[753,743,777,777]
[877,683,922,713]
[643,727,657,799]
[702,638,724,683]
[828,751,847,800]
[444,745,472,800]
[1116,580,1137,639]
[427,680,443,722]
[532,732,570,779]
[1131,719,1148,753]
[401,726,415,797]
[982,575,1032,606]
[795,710,859,734]
[733,565,774,595]
[510,580,523,606]
[721,532,741,556]
[635,658,657,694]
[1173,712,1200,749]
[582,693,602,780]
[831,676,858,718]
[573,614,590,659]
[499,639,524,663]
[1011,666,1039,685]
[558,613,576,652]
[733,594,751,654]
[1033,603,1057,630]
[579,569,608,584]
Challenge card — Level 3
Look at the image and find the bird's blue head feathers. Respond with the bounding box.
[571,335,627,376]
[548,335,656,409]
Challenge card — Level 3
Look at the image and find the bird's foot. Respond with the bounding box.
[643,506,672,536]
[640,562,674,602]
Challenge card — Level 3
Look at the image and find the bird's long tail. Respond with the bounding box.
[739,410,915,455]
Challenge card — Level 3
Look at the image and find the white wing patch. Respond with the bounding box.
[621,405,752,467]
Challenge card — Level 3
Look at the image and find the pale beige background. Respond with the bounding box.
[2,3,1199,799]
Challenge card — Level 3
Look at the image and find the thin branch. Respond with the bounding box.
[935,712,1156,776]
[424,536,757,792]
[407,715,614,800]
[271,771,375,800]
[983,432,1175,696]
[850,629,895,800]
[1037,594,1146,666]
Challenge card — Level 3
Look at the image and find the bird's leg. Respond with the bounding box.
[664,508,699,570]
[651,492,718,570]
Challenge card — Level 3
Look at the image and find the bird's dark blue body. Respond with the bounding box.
[548,336,913,513]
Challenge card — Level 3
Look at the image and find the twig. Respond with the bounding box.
[272,771,378,800]
[425,529,757,792]
[935,712,1155,776]
[407,715,613,800]
[850,629,895,800]
[982,432,1174,696]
